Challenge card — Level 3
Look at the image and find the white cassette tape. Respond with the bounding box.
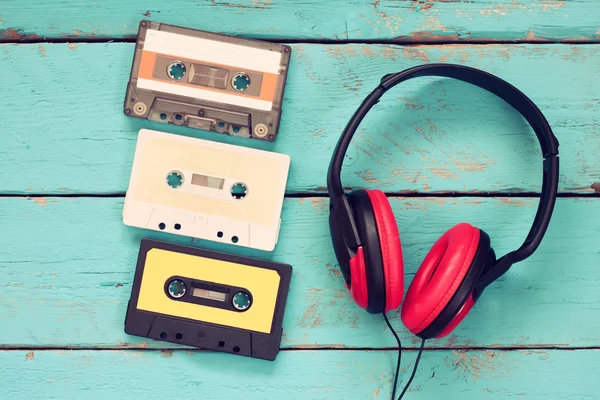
[123,129,291,251]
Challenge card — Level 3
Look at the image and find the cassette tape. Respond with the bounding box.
[122,129,290,251]
[125,239,292,361]
[123,20,292,141]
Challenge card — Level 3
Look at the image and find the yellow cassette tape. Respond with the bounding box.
[124,239,292,361]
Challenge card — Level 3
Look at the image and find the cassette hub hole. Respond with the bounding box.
[230,183,247,200]
[176,333,183,340]
[232,73,250,92]
[233,346,240,353]
[174,223,181,230]
[167,171,183,189]
[217,231,224,238]
[160,113,167,121]
[232,126,240,134]
[167,61,187,81]
[232,291,251,311]
[167,279,187,299]
[218,122,225,129]
[159,222,166,230]
[231,236,239,244]
[175,113,183,121]
[218,341,225,348]
[160,332,167,339]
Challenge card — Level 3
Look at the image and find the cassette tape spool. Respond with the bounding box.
[125,239,293,361]
[123,20,292,141]
[122,129,291,251]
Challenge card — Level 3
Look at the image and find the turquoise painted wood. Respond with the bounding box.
[1,43,599,195]
[2,1,599,398]
[1,1,599,42]
[2,197,599,349]
[1,349,599,399]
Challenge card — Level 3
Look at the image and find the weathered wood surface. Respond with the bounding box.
[2,43,599,195]
[2,196,599,349]
[1,349,599,399]
[2,2,599,398]
[1,1,599,42]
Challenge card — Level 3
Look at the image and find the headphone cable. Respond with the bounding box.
[383,313,427,399]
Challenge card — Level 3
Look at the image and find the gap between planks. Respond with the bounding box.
[1,37,600,45]
[0,345,598,352]
[1,192,599,199]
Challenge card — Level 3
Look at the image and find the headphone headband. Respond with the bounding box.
[327,64,559,291]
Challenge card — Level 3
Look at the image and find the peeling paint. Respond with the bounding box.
[32,198,47,206]
[1,28,40,41]
[496,198,534,208]
[402,47,429,62]
[67,43,77,50]
[25,351,34,360]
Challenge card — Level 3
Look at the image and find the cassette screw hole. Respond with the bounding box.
[232,73,250,92]
[167,171,183,189]
[160,113,167,121]
[231,236,239,244]
[218,341,225,348]
[159,223,166,230]
[174,223,181,230]
[232,291,251,311]
[217,231,224,238]
[176,333,183,340]
[230,183,247,200]
[167,61,186,81]
[233,346,240,353]
[160,332,167,339]
[254,124,268,138]
[167,279,187,299]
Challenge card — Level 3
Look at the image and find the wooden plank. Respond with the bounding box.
[1,43,599,195]
[1,1,599,42]
[2,349,599,399]
[1,196,599,349]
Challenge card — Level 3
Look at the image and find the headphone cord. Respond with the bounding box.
[383,313,427,400]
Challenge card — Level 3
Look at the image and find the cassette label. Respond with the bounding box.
[125,239,292,360]
[122,129,290,251]
[124,21,291,141]
[138,247,280,333]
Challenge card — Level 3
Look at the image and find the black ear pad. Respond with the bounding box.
[347,190,386,314]
[418,229,495,339]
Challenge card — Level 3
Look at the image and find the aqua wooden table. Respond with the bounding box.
[1,1,599,399]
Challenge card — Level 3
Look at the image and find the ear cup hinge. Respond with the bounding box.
[330,195,361,249]
[473,253,514,300]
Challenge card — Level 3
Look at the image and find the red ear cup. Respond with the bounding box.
[347,190,387,313]
[436,294,476,338]
[348,247,369,309]
[365,189,404,312]
[401,223,481,336]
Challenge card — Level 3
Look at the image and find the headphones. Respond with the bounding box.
[327,64,560,340]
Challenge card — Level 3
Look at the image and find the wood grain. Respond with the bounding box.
[1,1,599,42]
[1,43,599,195]
[1,196,598,349]
[1,349,599,399]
